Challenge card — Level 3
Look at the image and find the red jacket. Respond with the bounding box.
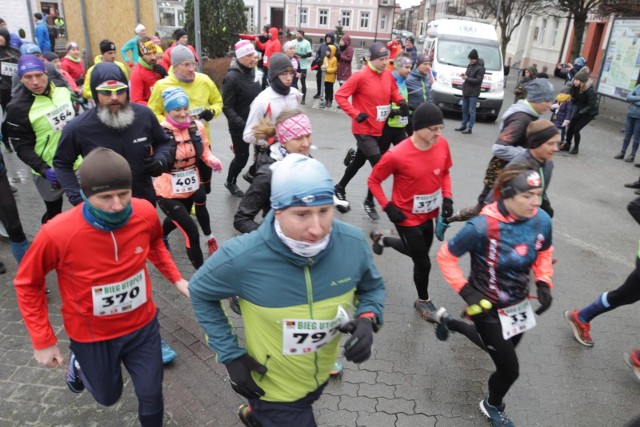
[263,27,282,68]
[129,63,167,105]
[335,65,405,136]
[161,43,200,70]
[60,56,85,82]
[369,136,452,226]
[14,198,182,349]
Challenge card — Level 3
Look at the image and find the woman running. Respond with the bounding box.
[154,87,222,269]
[436,162,554,426]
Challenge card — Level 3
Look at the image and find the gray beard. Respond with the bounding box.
[97,104,135,129]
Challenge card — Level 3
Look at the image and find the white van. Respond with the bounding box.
[424,19,504,121]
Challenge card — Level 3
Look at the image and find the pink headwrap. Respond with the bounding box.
[276,114,312,144]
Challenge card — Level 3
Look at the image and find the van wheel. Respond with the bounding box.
[485,114,498,122]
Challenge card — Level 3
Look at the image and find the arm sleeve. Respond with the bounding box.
[436,242,468,293]
[491,143,527,161]
[129,71,147,106]
[147,85,166,124]
[146,210,183,283]
[53,125,83,205]
[222,76,246,130]
[5,111,49,176]
[334,74,359,118]
[532,246,554,288]
[189,251,247,363]
[13,229,59,349]
[327,58,338,74]
[495,115,527,147]
[82,68,93,99]
[353,239,385,328]
[340,47,354,63]
[233,168,270,234]
[442,144,453,199]
[465,65,485,86]
[120,39,134,63]
[580,90,598,116]
[148,112,172,165]
[242,99,264,145]
[367,152,395,209]
[207,79,224,118]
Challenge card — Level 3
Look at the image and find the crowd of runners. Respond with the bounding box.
[1,18,640,427]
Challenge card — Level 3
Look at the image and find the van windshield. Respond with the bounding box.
[436,39,502,71]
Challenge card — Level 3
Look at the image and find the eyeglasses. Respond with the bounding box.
[96,87,128,96]
[427,125,445,132]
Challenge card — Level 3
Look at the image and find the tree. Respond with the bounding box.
[555,0,600,61]
[467,0,549,59]
[334,25,344,44]
[184,0,247,58]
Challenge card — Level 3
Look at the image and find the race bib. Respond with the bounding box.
[1,62,18,77]
[171,168,199,194]
[91,269,147,316]
[412,189,442,214]
[46,104,74,132]
[282,305,349,356]
[189,106,205,117]
[398,116,409,126]
[376,105,391,122]
[498,299,537,340]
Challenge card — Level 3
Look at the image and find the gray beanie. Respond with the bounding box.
[369,42,389,60]
[269,53,293,78]
[171,45,195,66]
[524,79,555,103]
[80,148,132,197]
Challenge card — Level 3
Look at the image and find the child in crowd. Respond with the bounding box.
[322,45,338,108]
[551,85,574,146]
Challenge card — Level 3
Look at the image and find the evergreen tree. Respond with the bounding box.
[184,0,247,58]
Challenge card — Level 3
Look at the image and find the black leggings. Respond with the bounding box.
[226,132,250,184]
[566,115,594,148]
[158,190,211,269]
[324,82,334,103]
[378,124,407,155]
[316,69,323,94]
[449,314,523,406]
[299,69,307,97]
[0,172,26,243]
[43,198,63,224]
[382,218,434,300]
[338,135,381,204]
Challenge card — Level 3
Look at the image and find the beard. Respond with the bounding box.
[97,101,135,129]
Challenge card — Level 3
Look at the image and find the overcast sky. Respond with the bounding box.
[397,0,421,9]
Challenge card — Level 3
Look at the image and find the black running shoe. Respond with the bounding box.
[343,147,356,167]
[363,200,379,221]
[369,231,384,255]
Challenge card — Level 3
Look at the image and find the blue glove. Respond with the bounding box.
[44,168,59,186]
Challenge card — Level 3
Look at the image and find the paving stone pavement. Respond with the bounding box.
[2,78,640,426]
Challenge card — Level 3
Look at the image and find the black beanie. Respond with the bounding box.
[369,42,389,60]
[174,28,188,40]
[43,51,59,62]
[269,53,293,78]
[412,103,444,131]
[79,148,132,197]
[468,49,479,60]
[100,39,116,54]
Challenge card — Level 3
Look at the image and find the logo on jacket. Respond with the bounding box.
[132,137,148,144]
[514,244,528,257]
[535,233,545,250]
[527,172,541,187]
[134,246,143,254]
[434,168,441,175]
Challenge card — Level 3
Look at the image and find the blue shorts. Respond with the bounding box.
[248,382,327,427]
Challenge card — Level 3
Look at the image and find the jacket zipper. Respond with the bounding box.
[303,264,320,388]
[110,231,119,262]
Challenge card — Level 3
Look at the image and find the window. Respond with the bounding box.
[533,27,539,44]
[300,7,308,25]
[158,5,185,28]
[341,10,351,28]
[552,18,559,47]
[360,11,370,29]
[245,7,254,33]
[380,14,387,30]
[539,19,547,46]
[319,9,328,26]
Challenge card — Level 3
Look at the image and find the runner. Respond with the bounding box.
[436,162,554,427]
[14,148,189,427]
[154,87,222,268]
[368,103,453,321]
[333,42,408,219]
[378,55,412,155]
[189,154,384,427]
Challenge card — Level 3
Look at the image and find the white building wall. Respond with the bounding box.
[3,0,39,43]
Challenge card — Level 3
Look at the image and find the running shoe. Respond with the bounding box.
[161,339,178,365]
[564,310,594,347]
[414,299,438,323]
[334,185,351,213]
[435,214,451,241]
[369,231,384,255]
[433,307,453,341]
[363,200,380,221]
[329,361,343,378]
[66,352,84,393]
[228,296,242,315]
[343,147,356,167]
[624,350,640,381]
[224,181,245,197]
[333,195,351,213]
[479,398,514,427]
[238,404,261,427]
[207,236,219,256]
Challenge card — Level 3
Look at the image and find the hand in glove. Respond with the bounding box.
[198,109,215,122]
[441,197,454,219]
[205,155,223,172]
[534,281,552,315]
[338,318,374,363]
[355,112,369,123]
[398,100,410,116]
[388,109,398,119]
[143,158,165,177]
[152,64,168,78]
[384,202,407,223]
[44,168,59,186]
[562,120,570,128]
[224,354,267,399]
[459,283,492,316]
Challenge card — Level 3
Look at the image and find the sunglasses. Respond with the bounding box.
[96,87,128,96]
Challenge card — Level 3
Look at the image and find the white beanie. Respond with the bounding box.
[135,24,146,35]
[234,40,256,59]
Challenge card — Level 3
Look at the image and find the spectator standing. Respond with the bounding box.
[60,42,85,86]
[294,30,312,104]
[337,35,354,86]
[455,49,485,135]
[33,13,51,53]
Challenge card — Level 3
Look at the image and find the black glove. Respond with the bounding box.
[398,100,410,116]
[152,64,168,78]
[143,158,165,177]
[75,76,84,86]
[459,283,493,317]
[441,197,454,219]
[338,318,374,363]
[535,281,552,315]
[388,109,398,118]
[224,354,267,399]
[198,109,215,122]
[384,203,407,223]
[355,112,368,123]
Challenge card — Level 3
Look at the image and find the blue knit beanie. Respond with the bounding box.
[162,87,189,112]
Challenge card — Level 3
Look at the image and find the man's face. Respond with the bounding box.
[370,56,389,72]
[20,71,48,94]
[531,135,560,162]
[238,53,258,69]
[415,124,443,146]
[102,50,116,62]
[325,36,331,44]
[418,61,431,75]
[88,189,132,212]
[96,85,128,112]
[174,61,196,81]
[296,32,303,41]
[278,69,294,87]
[142,50,157,65]
[275,204,333,243]
[178,35,188,46]
[530,100,553,115]
[397,63,412,78]
[469,58,477,64]
[406,40,413,49]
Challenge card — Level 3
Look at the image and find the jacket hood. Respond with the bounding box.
[325,32,335,44]
[328,45,336,57]
[89,62,129,101]
[0,28,10,47]
[269,27,279,40]
[500,99,538,128]
[93,54,103,64]
[341,35,351,46]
